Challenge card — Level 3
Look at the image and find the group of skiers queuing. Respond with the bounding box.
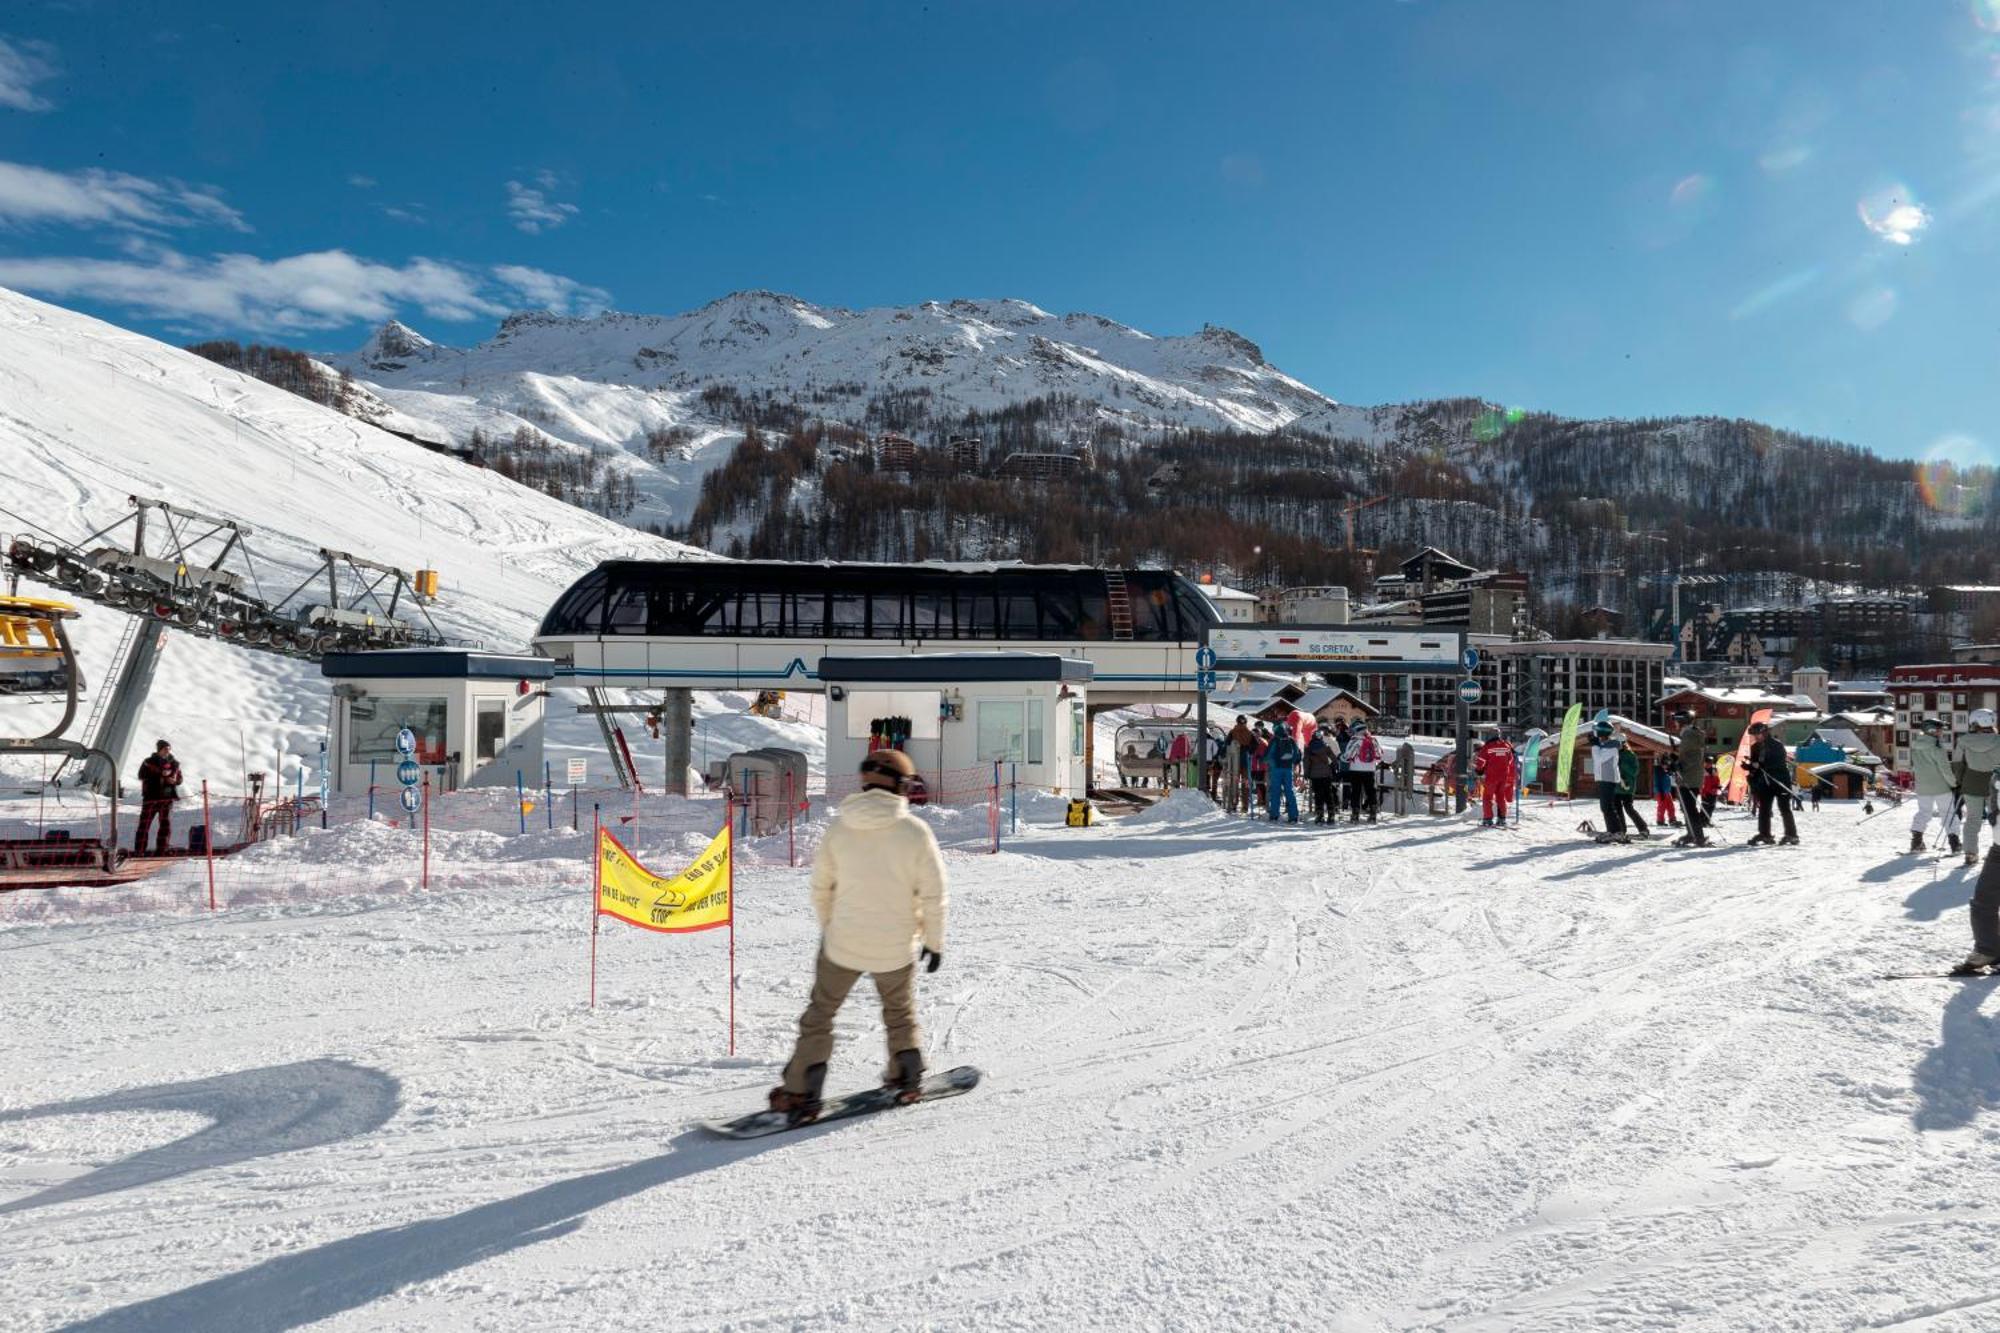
[1220,714,1384,824]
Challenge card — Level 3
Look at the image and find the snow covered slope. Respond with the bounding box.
[325,292,1390,525]
[0,285,707,790]
[4,800,1994,1329]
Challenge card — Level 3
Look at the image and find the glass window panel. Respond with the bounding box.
[1076,574,1109,640]
[870,592,907,638]
[830,592,867,637]
[604,581,649,634]
[976,699,1026,762]
[475,699,506,761]
[348,695,449,765]
[1027,700,1044,763]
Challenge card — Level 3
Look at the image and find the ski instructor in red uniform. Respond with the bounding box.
[770,749,949,1126]
[1474,729,1518,827]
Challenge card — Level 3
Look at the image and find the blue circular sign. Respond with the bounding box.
[396,759,421,787]
[395,727,417,757]
[398,785,422,814]
[1461,646,1481,673]
[1195,645,1218,670]
[1457,678,1483,704]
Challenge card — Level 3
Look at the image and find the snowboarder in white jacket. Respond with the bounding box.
[1908,717,1962,855]
[770,750,948,1124]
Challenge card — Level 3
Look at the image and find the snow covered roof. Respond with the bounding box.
[1659,685,1797,708]
[1289,685,1378,716]
[1197,583,1258,603]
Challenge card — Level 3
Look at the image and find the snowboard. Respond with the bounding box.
[1880,967,2000,981]
[699,1065,982,1139]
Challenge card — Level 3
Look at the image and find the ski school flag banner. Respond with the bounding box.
[1555,703,1584,795]
[1519,727,1549,784]
[596,825,732,933]
[590,815,738,1052]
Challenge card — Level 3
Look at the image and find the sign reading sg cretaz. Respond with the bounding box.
[1206,628,1460,666]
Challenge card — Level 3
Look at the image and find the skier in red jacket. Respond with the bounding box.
[1474,731,1518,827]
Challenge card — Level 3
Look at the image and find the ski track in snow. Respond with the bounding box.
[6,802,2000,1331]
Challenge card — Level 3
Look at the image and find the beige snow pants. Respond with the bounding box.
[782,950,919,1093]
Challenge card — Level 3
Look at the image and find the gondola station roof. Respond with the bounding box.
[319,649,555,681]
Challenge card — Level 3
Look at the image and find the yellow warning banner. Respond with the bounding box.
[596,824,731,934]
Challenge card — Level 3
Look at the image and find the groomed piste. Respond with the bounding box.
[5,797,1998,1331]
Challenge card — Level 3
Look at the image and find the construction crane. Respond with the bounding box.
[1340,495,1388,553]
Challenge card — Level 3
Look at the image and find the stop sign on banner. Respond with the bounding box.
[399,786,421,814]
[396,758,421,787]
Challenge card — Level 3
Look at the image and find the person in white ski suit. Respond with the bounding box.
[1589,724,1627,839]
[770,750,948,1124]
[1955,708,2000,869]
[1908,717,1962,855]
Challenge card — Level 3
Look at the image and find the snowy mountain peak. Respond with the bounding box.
[354,319,443,371]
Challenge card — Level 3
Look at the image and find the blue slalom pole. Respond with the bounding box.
[516,770,526,834]
[1010,762,1018,835]
[544,761,553,831]
[368,760,377,820]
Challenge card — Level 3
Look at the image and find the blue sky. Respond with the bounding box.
[0,1,1996,465]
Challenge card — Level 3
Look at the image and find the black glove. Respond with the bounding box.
[920,947,942,974]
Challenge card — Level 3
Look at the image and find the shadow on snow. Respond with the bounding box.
[61,1128,798,1333]
[0,1060,399,1217]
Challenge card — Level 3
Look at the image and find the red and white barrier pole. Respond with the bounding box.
[421,774,431,890]
[201,780,216,911]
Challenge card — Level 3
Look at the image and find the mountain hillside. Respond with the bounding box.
[321,292,1390,528]
[0,285,708,791]
[308,292,1998,621]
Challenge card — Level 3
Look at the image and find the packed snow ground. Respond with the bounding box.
[7,796,2000,1331]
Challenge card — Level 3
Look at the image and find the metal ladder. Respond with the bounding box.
[1104,571,1135,640]
[52,611,139,785]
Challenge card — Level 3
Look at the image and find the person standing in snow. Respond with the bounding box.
[1342,721,1381,823]
[1614,733,1649,838]
[1589,721,1628,841]
[769,750,948,1125]
[1473,729,1517,827]
[1652,758,1679,828]
[1955,708,2000,868]
[1669,711,1712,848]
[1951,851,2000,975]
[1304,724,1338,825]
[1745,721,1799,847]
[1700,758,1721,820]
[1265,722,1301,824]
[1227,715,1255,813]
[133,738,182,855]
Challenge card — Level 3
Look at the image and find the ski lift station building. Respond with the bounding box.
[320,649,552,795]
[820,653,1094,798]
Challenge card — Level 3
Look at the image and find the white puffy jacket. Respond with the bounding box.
[810,788,948,973]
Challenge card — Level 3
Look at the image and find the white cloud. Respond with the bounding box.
[492,263,611,315]
[0,35,58,112]
[0,244,612,333]
[346,173,377,189]
[0,159,248,232]
[505,176,578,234]
[1857,186,1930,245]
